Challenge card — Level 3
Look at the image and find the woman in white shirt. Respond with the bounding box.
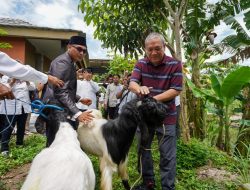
[0,76,36,156]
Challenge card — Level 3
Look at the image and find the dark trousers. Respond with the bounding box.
[176,105,181,138]
[103,106,109,119]
[108,106,117,119]
[138,124,177,190]
[1,109,28,152]
[0,114,7,140]
[45,109,77,147]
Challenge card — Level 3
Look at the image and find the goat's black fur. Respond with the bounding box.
[78,96,167,190]
[103,97,167,165]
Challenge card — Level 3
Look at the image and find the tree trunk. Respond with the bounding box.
[180,79,190,142]
[224,106,231,154]
[173,16,190,142]
[216,113,224,150]
[235,85,250,156]
[189,58,206,139]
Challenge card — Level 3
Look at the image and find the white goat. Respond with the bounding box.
[77,98,167,190]
[21,122,95,190]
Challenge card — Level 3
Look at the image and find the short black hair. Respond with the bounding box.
[84,68,93,73]
[113,74,120,78]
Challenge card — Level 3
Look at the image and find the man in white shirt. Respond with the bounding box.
[76,68,100,111]
[0,76,36,155]
[104,74,123,119]
[0,51,64,100]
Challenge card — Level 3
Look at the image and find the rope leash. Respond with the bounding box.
[130,155,143,190]
[130,124,166,189]
[0,99,64,135]
[16,99,64,119]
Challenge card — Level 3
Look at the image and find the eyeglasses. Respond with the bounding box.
[146,46,163,53]
[72,45,87,54]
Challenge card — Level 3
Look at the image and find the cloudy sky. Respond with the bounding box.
[0,0,109,59]
[0,0,249,64]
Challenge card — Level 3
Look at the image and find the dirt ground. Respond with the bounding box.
[0,163,31,190]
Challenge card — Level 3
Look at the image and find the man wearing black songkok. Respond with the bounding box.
[43,35,93,146]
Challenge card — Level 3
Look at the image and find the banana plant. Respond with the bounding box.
[187,66,250,153]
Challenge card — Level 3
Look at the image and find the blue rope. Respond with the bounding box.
[16,99,64,119]
[0,98,64,135]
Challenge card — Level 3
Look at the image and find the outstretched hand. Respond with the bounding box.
[47,75,64,87]
[136,86,153,96]
[77,110,94,123]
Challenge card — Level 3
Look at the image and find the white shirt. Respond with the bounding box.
[76,79,100,109]
[0,76,36,115]
[99,92,105,103]
[175,95,180,106]
[104,83,123,107]
[0,52,48,84]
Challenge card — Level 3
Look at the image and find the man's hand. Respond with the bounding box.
[0,83,15,100]
[77,110,94,123]
[80,98,92,106]
[47,75,64,87]
[137,86,152,96]
[9,78,16,87]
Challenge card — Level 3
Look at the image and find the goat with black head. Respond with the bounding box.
[77,96,167,190]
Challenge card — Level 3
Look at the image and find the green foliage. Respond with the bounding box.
[0,28,12,49]
[183,0,214,58]
[187,66,250,152]
[0,135,45,176]
[106,55,136,76]
[177,139,209,170]
[0,135,240,190]
[221,66,250,101]
[234,143,250,184]
[78,0,169,58]
[176,139,237,190]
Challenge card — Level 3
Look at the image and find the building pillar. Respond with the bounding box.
[35,53,44,72]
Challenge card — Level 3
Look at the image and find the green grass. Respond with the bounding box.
[0,135,45,176]
[0,134,242,190]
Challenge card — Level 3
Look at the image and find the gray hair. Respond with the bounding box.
[145,32,165,46]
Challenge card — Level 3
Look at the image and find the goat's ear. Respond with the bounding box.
[136,100,142,107]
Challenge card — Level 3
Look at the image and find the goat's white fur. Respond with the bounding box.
[21,122,95,190]
[78,109,129,190]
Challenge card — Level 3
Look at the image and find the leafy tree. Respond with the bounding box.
[187,66,250,153]
[78,0,189,60]
[212,2,250,156]
[78,0,191,141]
[106,55,135,77]
[79,0,168,58]
[78,0,249,143]
[0,28,12,49]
